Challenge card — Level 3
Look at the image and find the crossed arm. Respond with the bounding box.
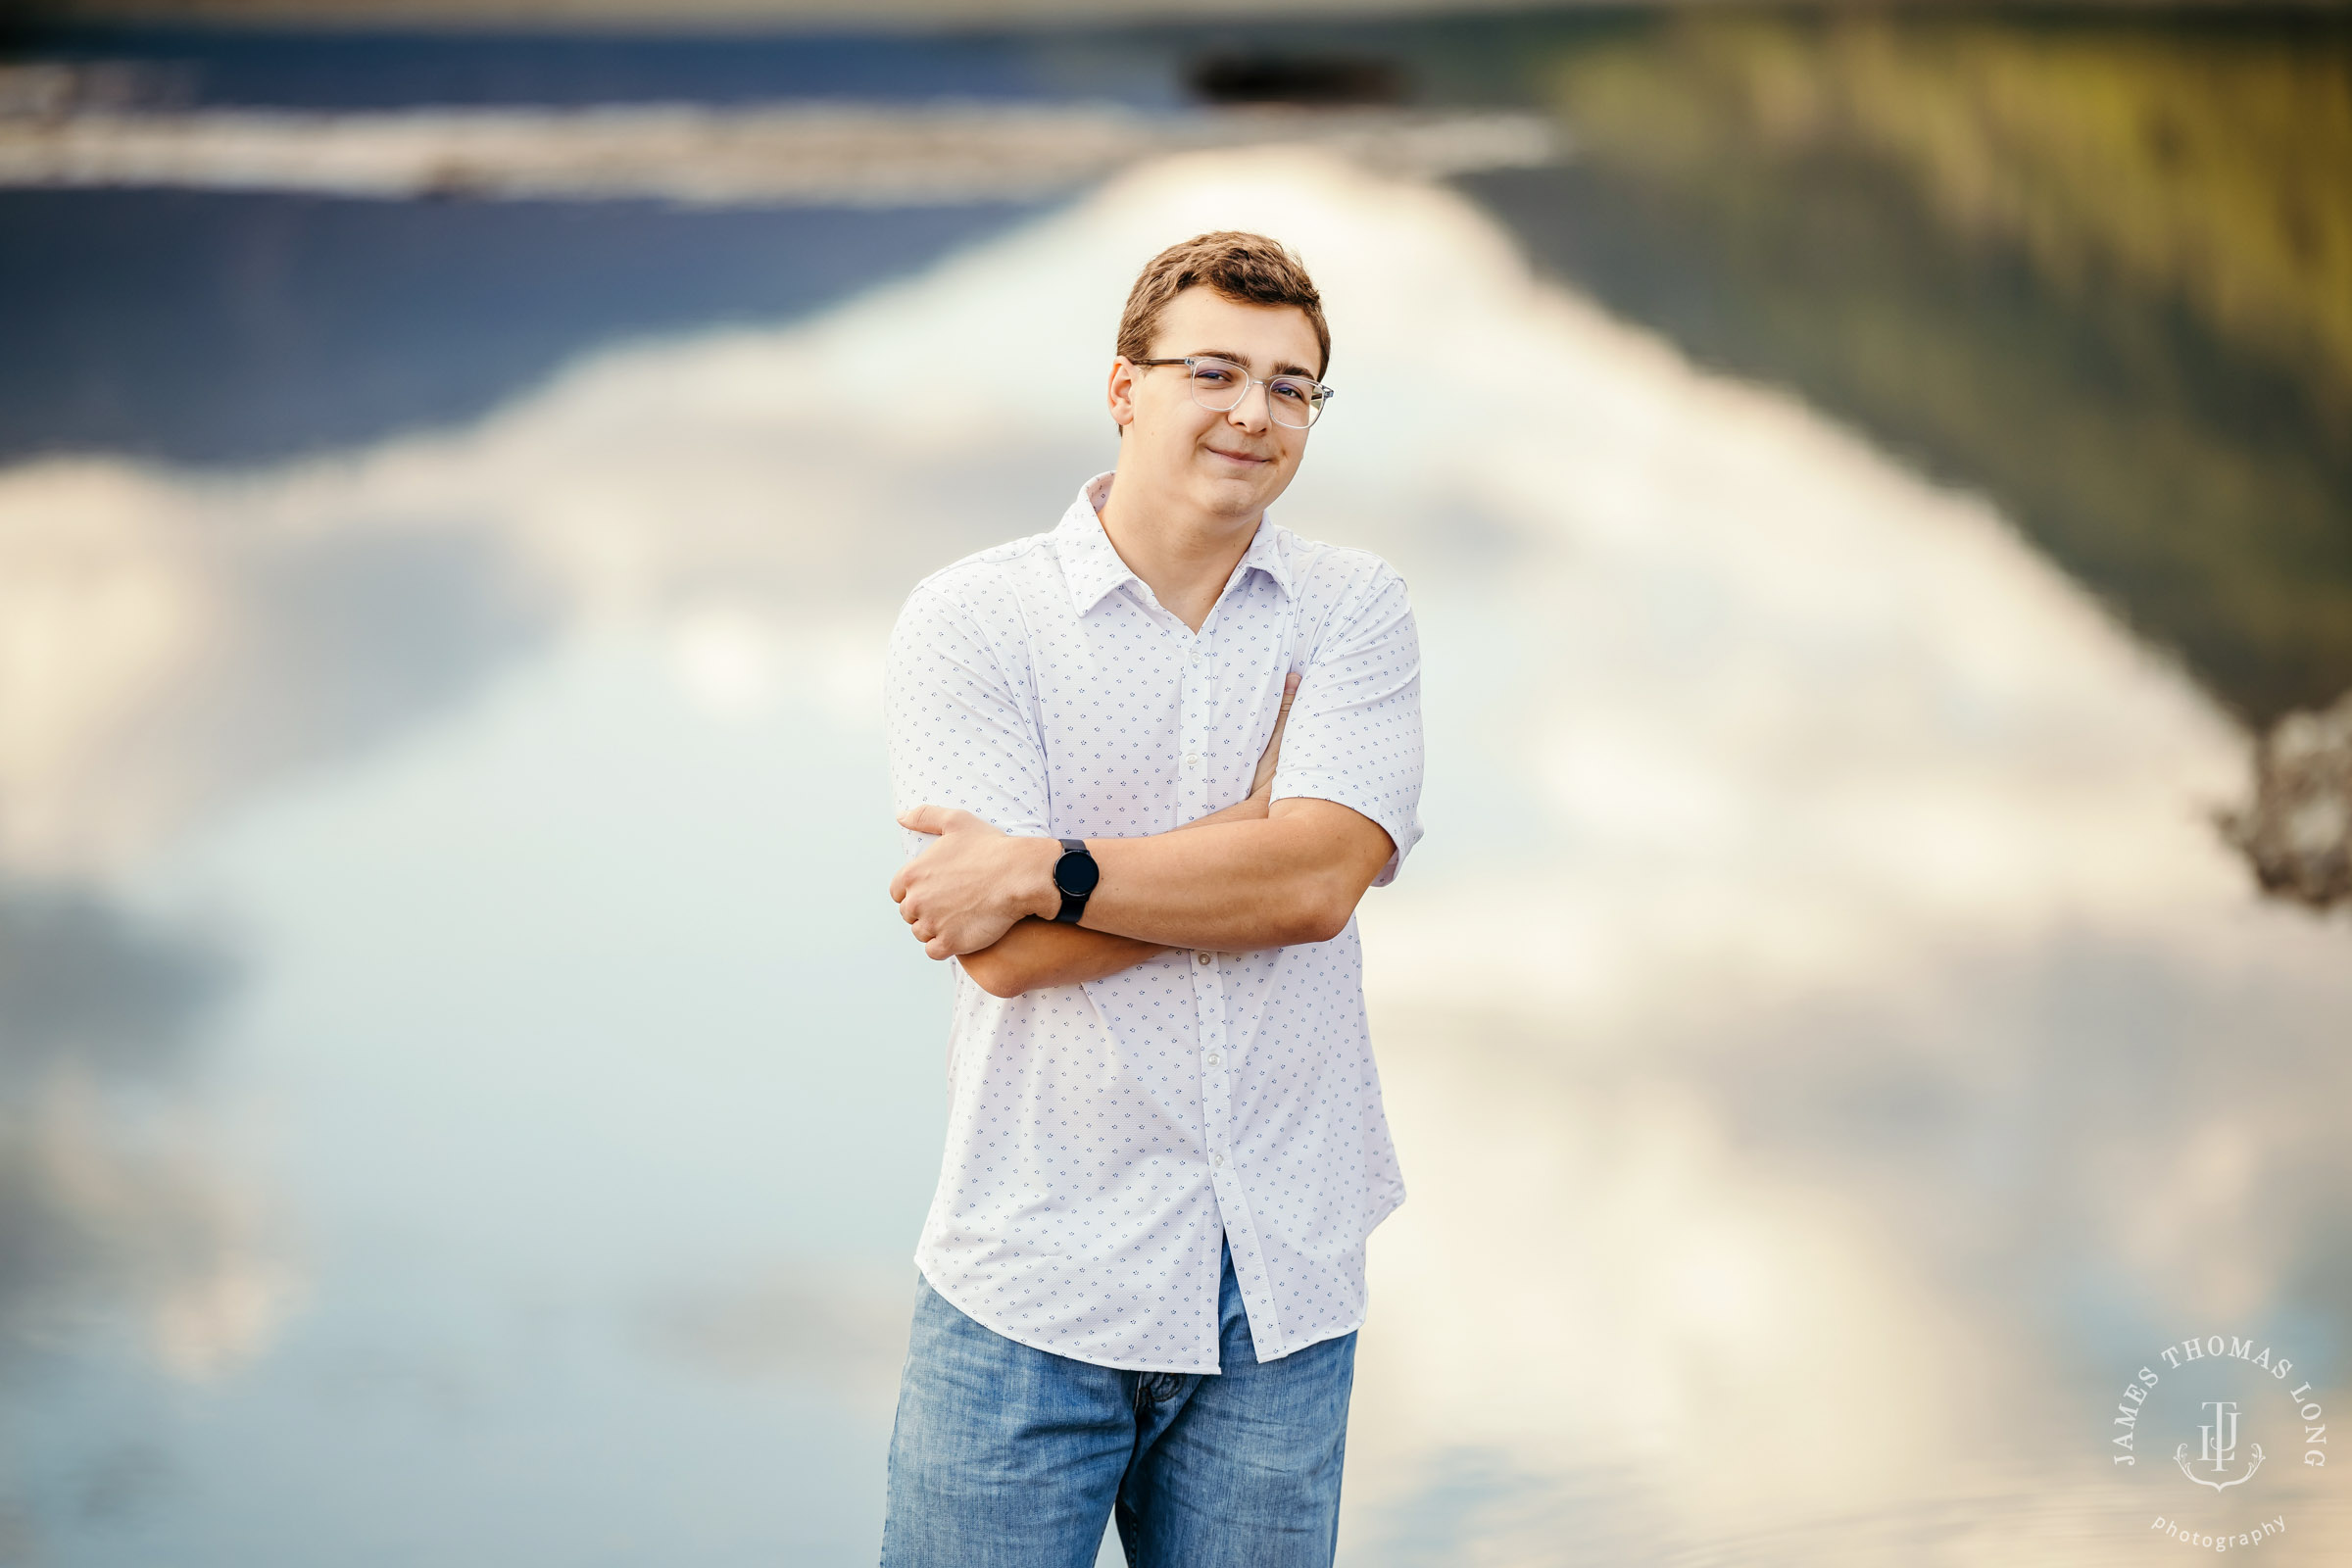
[888,674,1397,998]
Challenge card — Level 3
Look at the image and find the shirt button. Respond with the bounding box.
[1183,753,1200,769]
[1205,1053,1221,1066]
[1197,952,1212,966]
[1212,1153,1225,1169]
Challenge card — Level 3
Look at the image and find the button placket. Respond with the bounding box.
[1195,951,1233,1182]
[1178,628,1211,805]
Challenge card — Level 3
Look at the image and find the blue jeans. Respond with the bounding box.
[880,1243,1356,1568]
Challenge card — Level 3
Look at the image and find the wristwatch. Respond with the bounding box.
[1051,838,1100,924]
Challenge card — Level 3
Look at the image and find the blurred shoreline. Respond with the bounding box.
[0,100,1559,203]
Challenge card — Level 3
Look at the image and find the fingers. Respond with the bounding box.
[1250,670,1304,794]
[1269,671,1300,740]
[891,805,985,952]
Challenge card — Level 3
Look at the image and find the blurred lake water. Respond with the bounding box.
[1,13,2347,1566]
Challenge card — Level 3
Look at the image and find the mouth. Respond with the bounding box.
[1203,445,1274,468]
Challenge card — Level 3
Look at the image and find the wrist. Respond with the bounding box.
[1017,835,1064,922]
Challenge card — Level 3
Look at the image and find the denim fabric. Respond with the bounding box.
[880,1242,1356,1568]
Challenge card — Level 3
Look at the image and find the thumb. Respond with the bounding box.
[898,804,950,835]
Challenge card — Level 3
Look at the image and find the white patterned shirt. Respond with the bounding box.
[886,471,1424,1373]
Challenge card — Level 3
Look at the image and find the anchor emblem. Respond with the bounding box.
[2175,1400,2265,1492]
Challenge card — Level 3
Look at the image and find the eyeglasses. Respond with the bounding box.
[1130,357,1334,429]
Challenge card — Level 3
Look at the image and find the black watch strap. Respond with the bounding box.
[1051,838,1099,924]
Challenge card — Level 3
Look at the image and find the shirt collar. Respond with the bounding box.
[1056,471,1298,616]
[1233,507,1297,602]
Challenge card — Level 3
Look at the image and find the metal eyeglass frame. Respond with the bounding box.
[1129,357,1336,429]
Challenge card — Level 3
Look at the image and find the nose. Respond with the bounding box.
[1226,379,1273,433]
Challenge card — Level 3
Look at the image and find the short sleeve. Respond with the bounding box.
[1269,564,1425,887]
[885,582,1050,861]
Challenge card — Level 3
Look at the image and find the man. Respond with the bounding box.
[880,230,1423,1568]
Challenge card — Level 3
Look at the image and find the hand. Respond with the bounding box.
[1172,671,1302,833]
[890,806,1060,959]
[1247,671,1302,803]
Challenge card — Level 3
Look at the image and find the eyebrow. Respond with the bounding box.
[1190,348,1322,381]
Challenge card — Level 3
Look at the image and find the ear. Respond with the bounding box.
[1106,357,1140,431]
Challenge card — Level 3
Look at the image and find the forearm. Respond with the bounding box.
[957,918,1165,999]
[952,793,1267,998]
[1075,803,1389,951]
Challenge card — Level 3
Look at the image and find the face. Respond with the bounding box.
[1107,286,1325,526]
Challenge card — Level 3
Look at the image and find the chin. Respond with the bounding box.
[1193,473,1273,514]
[1195,455,1281,489]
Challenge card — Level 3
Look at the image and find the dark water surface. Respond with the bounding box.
[1,13,2348,1566]
[0,192,1046,465]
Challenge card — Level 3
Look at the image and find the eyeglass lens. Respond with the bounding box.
[1187,359,1324,428]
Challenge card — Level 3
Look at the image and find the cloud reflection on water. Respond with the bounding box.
[1,149,2346,1561]
[0,886,294,1380]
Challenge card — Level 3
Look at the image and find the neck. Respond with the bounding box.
[1096,455,1260,633]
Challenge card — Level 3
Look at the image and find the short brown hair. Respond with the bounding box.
[1115,231,1331,378]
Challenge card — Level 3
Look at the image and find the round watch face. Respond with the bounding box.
[1054,850,1100,898]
